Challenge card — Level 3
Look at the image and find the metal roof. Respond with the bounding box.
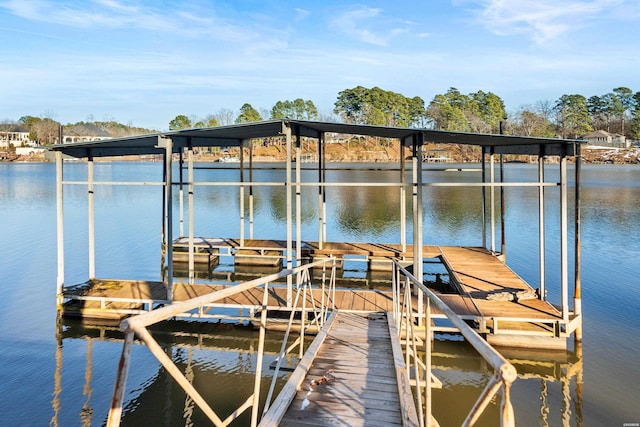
[48,119,581,158]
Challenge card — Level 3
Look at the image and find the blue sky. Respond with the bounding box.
[1,0,639,131]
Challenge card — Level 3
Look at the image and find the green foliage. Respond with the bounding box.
[334,86,426,127]
[235,103,262,123]
[271,98,318,120]
[169,115,192,130]
[554,94,593,138]
[630,91,640,140]
[426,88,506,133]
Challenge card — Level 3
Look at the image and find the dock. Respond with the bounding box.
[264,311,418,426]
[48,119,584,426]
[62,241,568,348]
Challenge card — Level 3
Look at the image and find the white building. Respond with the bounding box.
[580,130,629,148]
[0,125,32,148]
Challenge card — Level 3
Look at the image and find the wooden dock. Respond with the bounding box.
[62,242,570,348]
[264,311,418,427]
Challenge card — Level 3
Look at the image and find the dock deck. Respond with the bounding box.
[62,242,569,348]
[266,311,418,427]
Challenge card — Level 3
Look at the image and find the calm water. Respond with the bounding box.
[0,161,639,426]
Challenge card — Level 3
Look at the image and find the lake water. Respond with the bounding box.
[0,161,638,426]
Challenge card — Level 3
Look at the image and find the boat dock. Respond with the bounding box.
[49,119,584,426]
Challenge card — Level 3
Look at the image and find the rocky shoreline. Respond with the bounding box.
[5,140,640,164]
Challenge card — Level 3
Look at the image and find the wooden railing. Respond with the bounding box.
[106,257,336,427]
[392,260,517,427]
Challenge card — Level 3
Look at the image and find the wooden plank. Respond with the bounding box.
[259,311,339,427]
[274,312,409,427]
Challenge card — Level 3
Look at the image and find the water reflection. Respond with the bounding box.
[53,319,294,427]
[430,339,583,427]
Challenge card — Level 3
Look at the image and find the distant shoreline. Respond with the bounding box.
[3,141,639,165]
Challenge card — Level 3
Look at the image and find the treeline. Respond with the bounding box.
[2,115,156,145]
[169,86,640,140]
[7,85,640,145]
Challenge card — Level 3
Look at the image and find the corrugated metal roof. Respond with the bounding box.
[47,119,581,158]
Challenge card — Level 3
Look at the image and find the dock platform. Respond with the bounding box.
[62,242,572,348]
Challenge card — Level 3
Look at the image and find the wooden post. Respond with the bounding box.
[55,151,64,307]
[88,153,95,280]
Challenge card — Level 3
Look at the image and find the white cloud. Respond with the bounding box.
[458,0,621,44]
[330,6,415,46]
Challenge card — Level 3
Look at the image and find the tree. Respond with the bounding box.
[334,86,426,127]
[510,106,555,137]
[472,91,506,133]
[214,108,236,126]
[554,94,592,138]
[630,91,640,140]
[235,103,262,123]
[169,115,192,130]
[613,87,633,134]
[270,98,319,120]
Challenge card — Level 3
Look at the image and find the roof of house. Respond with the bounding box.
[48,119,582,158]
[63,123,110,137]
[0,124,29,133]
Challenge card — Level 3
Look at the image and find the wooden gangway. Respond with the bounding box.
[261,311,418,427]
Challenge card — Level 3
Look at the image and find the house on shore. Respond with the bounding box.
[62,123,110,143]
[0,125,32,148]
[580,130,629,148]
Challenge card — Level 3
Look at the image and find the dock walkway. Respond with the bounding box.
[265,311,417,427]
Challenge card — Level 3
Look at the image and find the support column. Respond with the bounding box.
[88,154,95,280]
[295,128,302,267]
[400,141,406,253]
[538,151,546,301]
[179,151,184,237]
[413,135,424,318]
[490,149,496,253]
[559,149,569,323]
[574,143,582,342]
[188,144,194,284]
[163,137,174,300]
[55,151,64,307]
[499,154,506,260]
[240,140,245,246]
[481,148,486,248]
[318,133,324,249]
[249,140,254,239]
[284,124,293,306]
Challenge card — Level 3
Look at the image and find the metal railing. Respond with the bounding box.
[392,260,517,427]
[106,257,336,427]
